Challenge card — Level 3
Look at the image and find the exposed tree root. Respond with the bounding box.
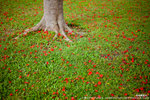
[14,17,74,42]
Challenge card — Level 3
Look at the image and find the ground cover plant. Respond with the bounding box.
[0,0,150,99]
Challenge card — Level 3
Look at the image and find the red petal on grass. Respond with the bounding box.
[63,93,66,96]
[88,71,92,75]
[62,87,65,91]
[59,48,62,51]
[97,95,101,98]
[111,94,114,96]
[99,74,103,78]
[27,74,29,77]
[4,48,7,50]
[9,93,13,96]
[56,90,59,94]
[24,82,29,84]
[71,97,75,100]
[58,33,61,36]
[86,82,89,84]
[46,62,49,64]
[108,63,111,65]
[143,51,145,54]
[143,16,149,18]
[140,87,144,91]
[19,76,22,78]
[131,58,134,62]
[135,89,139,92]
[124,93,128,96]
[51,48,54,51]
[69,64,72,66]
[30,45,35,48]
[98,81,101,85]
[88,60,92,63]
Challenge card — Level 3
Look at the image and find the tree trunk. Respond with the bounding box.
[19,0,73,42]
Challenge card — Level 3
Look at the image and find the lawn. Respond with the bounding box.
[0,0,150,99]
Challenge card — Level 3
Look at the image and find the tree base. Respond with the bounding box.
[15,16,73,42]
[15,0,74,42]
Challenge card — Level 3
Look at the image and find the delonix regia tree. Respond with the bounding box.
[21,0,73,42]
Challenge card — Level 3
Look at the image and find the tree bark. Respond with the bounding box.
[18,0,73,42]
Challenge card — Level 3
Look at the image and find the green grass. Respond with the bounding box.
[0,0,150,99]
